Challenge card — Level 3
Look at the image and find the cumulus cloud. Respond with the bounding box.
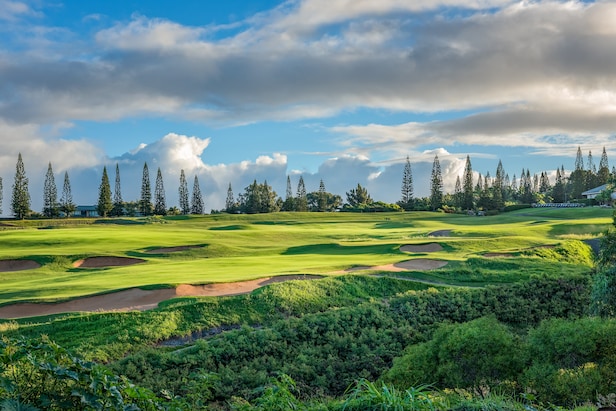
[2,0,616,132]
[3,0,616,215]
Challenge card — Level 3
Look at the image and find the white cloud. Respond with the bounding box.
[95,15,206,51]
[0,1,40,21]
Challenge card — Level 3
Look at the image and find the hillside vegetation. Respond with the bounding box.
[0,208,614,410]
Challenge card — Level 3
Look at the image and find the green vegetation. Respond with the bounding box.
[1,208,615,410]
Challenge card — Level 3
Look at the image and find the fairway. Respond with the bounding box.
[0,208,611,312]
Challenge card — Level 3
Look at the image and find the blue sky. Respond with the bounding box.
[1,0,615,214]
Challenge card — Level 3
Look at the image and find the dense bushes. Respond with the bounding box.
[385,316,616,406]
[112,276,590,403]
[385,316,523,390]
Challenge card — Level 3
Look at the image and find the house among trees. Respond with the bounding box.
[581,184,616,204]
[74,205,99,218]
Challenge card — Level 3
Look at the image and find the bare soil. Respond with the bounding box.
[0,260,41,272]
[73,256,146,268]
[483,253,515,258]
[428,230,451,237]
[400,243,443,253]
[336,259,448,273]
[0,275,323,319]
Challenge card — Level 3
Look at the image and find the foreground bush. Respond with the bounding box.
[384,316,523,390]
[0,336,167,410]
[384,316,616,406]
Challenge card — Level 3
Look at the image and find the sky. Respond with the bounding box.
[1,0,615,215]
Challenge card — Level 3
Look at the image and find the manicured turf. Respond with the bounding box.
[0,208,611,305]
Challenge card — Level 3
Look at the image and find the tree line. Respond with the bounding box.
[7,155,205,219]
[3,146,614,218]
[423,146,615,213]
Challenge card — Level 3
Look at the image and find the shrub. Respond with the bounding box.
[0,336,167,410]
[384,316,523,392]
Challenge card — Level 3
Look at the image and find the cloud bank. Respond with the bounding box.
[1,0,615,214]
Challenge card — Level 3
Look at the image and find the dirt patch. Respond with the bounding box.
[0,275,323,319]
[483,253,516,258]
[428,230,451,237]
[392,259,448,270]
[333,259,449,273]
[400,243,443,253]
[0,259,41,272]
[146,245,203,254]
[73,256,146,268]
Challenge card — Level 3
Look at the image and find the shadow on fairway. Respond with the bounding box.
[283,243,397,255]
[209,224,248,231]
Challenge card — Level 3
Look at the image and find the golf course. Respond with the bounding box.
[1,207,615,410]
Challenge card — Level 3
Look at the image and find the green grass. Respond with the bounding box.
[0,209,611,305]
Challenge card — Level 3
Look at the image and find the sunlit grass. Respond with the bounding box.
[0,208,610,305]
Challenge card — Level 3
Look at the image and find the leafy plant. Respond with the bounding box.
[0,336,167,410]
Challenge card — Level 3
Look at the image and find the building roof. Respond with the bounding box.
[581,184,609,196]
[76,205,97,211]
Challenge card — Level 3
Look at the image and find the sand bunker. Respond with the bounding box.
[0,275,322,319]
[0,259,41,272]
[428,230,451,237]
[73,257,146,268]
[400,243,443,253]
[146,245,203,254]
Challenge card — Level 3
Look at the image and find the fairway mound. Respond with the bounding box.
[400,243,443,253]
[0,275,323,319]
[0,259,41,272]
[73,256,146,268]
[146,245,203,254]
[428,230,451,237]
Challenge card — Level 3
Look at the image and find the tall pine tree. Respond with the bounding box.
[598,147,610,186]
[60,171,75,217]
[111,163,124,216]
[318,179,327,212]
[462,155,474,210]
[225,182,235,212]
[429,155,443,211]
[296,176,307,211]
[97,166,112,218]
[11,153,30,219]
[191,175,204,214]
[282,176,295,211]
[493,160,505,210]
[586,150,597,190]
[154,168,167,215]
[139,162,152,216]
[569,146,585,200]
[454,176,462,208]
[43,162,57,218]
[178,169,190,215]
[399,156,414,211]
